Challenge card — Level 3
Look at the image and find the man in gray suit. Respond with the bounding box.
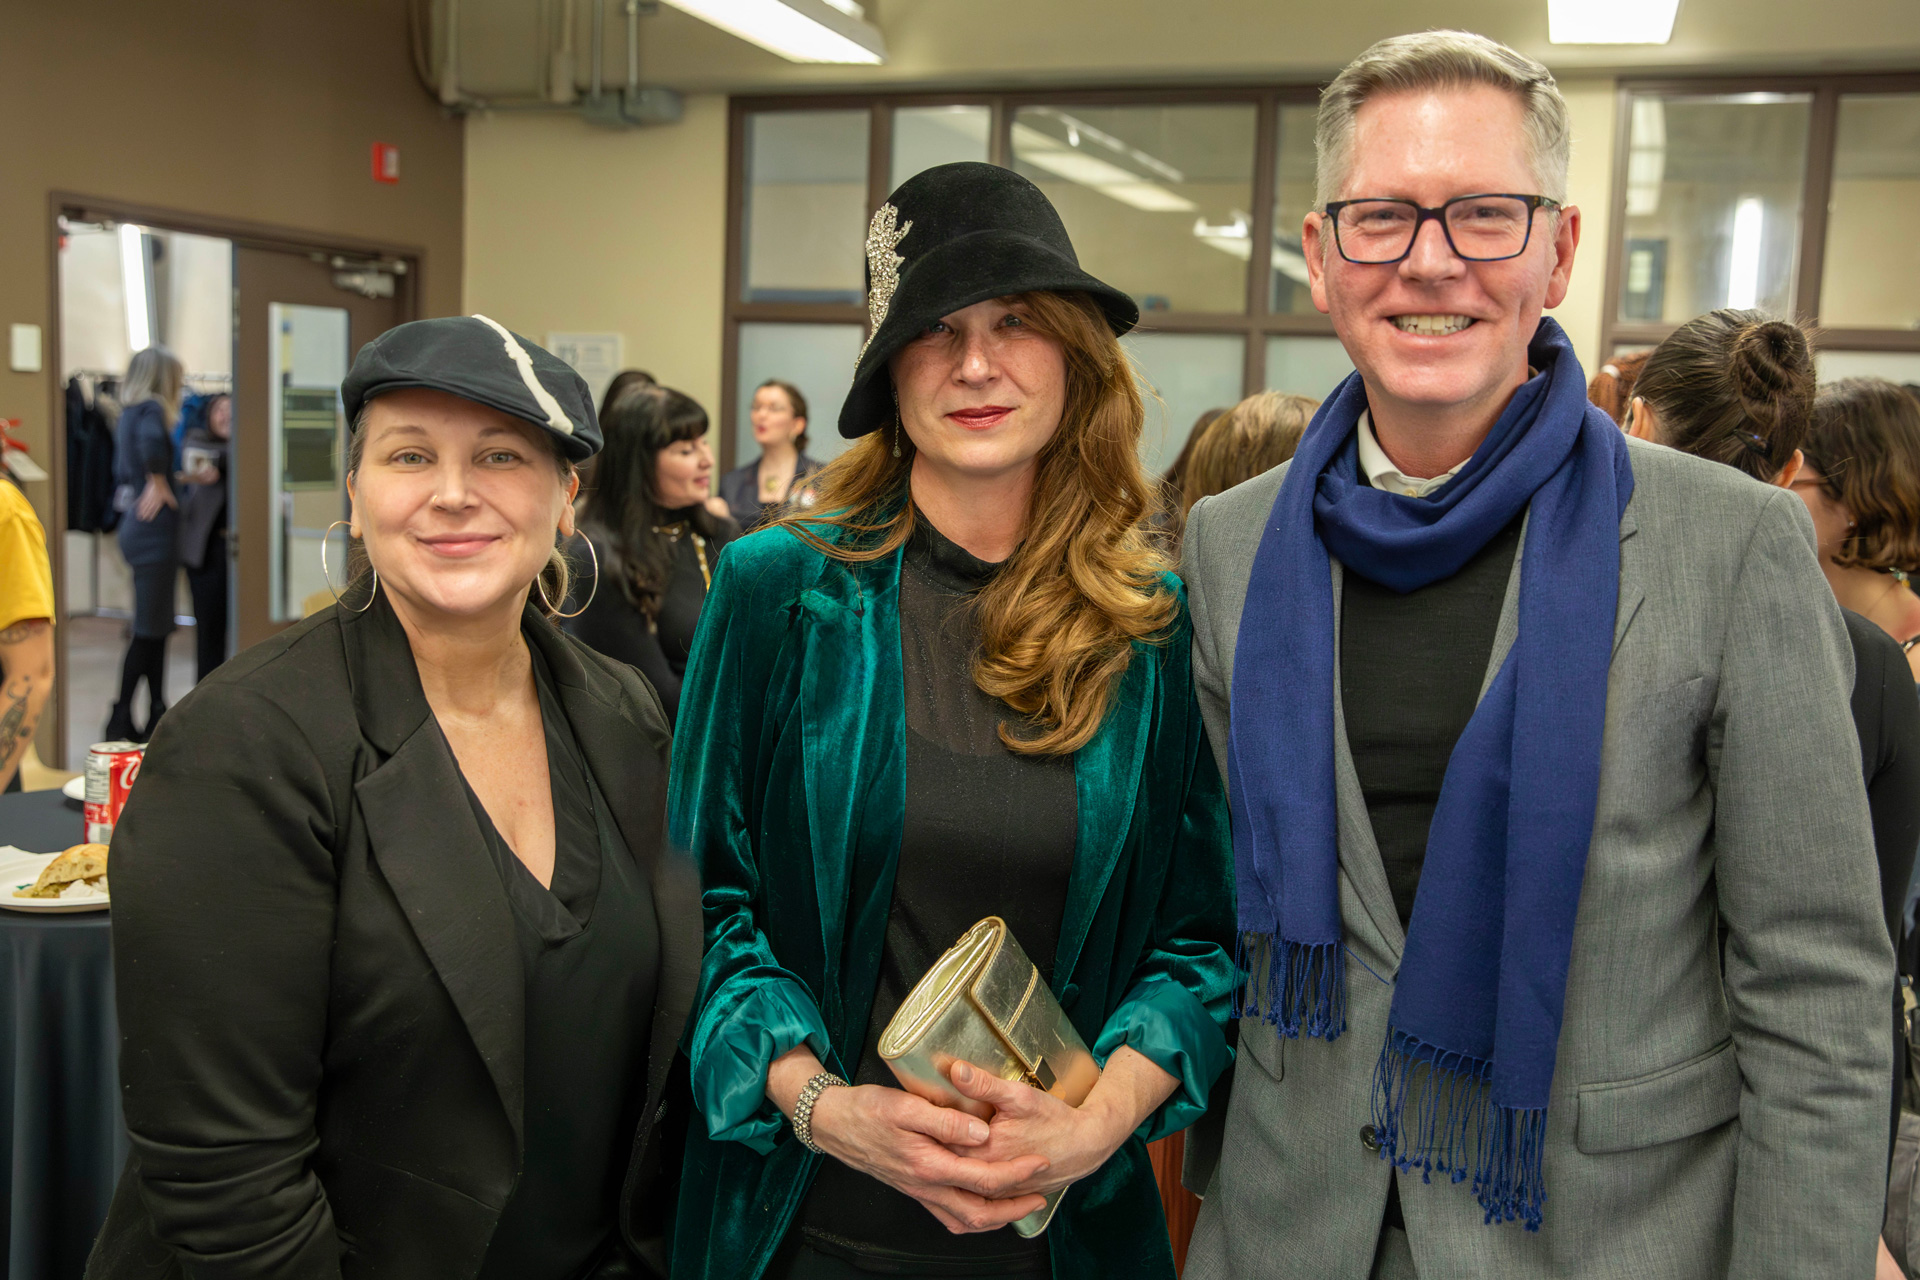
[1180,30,1893,1280]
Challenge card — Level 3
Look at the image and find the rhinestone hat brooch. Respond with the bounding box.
[857,202,912,365]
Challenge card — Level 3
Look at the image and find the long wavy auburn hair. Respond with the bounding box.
[776,290,1176,757]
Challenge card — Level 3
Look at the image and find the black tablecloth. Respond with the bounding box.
[0,788,127,1279]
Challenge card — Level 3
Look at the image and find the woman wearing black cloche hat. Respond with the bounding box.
[89,316,702,1280]
[671,163,1236,1280]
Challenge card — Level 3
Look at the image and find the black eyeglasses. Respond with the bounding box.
[1323,194,1561,264]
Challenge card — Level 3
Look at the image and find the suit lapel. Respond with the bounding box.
[1613,506,1645,657]
[339,597,525,1154]
[1056,644,1153,987]
[796,549,905,1050]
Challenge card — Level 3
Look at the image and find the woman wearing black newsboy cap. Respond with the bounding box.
[671,163,1236,1280]
[88,316,702,1280]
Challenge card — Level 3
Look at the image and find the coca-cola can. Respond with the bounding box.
[84,741,144,844]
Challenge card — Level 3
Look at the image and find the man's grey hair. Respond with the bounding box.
[1315,31,1571,208]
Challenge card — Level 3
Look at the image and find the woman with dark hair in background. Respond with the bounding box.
[718,379,820,532]
[567,385,737,725]
[107,345,185,741]
[1629,315,1920,1277]
[599,369,656,425]
[1788,378,1920,674]
[176,392,230,682]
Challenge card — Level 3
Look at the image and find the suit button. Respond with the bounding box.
[1360,1124,1381,1152]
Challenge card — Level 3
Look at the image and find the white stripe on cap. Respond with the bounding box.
[470,313,573,436]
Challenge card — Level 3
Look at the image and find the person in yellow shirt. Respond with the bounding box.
[0,477,55,793]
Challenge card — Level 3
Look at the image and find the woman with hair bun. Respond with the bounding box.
[567,384,738,726]
[671,162,1235,1280]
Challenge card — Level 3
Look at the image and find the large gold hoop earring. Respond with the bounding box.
[321,520,377,613]
[539,533,598,619]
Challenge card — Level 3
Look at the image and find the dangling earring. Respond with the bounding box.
[321,520,377,613]
[892,414,903,459]
[538,531,599,619]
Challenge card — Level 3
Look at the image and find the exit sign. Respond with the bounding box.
[371,143,400,184]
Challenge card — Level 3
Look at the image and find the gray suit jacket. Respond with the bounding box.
[1180,436,1893,1280]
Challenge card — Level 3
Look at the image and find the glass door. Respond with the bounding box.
[232,247,405,650]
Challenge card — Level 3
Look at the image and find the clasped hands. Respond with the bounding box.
[771,1044,1175,1236]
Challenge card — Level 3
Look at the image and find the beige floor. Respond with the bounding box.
[59,615,203,772]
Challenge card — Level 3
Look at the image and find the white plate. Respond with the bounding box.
[61,776,84,802]
[0,847,109,913]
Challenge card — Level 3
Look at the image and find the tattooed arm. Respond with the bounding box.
[0,618,54,791]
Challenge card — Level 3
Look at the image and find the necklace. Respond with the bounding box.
[651,520,713,590]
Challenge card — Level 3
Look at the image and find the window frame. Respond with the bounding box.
[1601,71,1920,361]
[720,85,1331,468]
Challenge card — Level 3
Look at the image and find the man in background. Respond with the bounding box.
[0,475,55,792]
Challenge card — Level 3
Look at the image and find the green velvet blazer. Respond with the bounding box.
[667,522,1237,1280]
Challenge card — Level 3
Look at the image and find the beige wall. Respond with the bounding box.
[0,0,463,765]
[463,98,731,438]
[1555,77,1617,374]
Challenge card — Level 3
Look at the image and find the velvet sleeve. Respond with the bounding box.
[1092,597,1238,1144]
[670,540,832,1154]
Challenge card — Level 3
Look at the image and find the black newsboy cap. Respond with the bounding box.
[342,315,602,461]
[838,162,1139,439]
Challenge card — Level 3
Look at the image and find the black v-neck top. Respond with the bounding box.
[465,649,661,1280]
[789,520,1076,1278]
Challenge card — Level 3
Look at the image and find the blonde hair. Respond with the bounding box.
[123,346,185,428]
[778,290,1176,756]
[1316,31,1571,206]
[1182,391,1318,519]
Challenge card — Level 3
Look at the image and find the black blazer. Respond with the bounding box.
[87,593,702,1280]
[717,452,821,533]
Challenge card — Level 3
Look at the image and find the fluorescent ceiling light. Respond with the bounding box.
[1192,214,1313,285]
[119,223,152,353]
[1726,196,1763,309]
[659,0,885,63]
[1012,123,1195,213]
[1548,0,1680,43]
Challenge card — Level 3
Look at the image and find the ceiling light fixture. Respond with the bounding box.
[1013,124,1196,212]
[119,223,152,354]
[659,0,886,64]
[1548,0,1680,44]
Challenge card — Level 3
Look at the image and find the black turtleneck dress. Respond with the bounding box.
[773,520,1079,1280]
[564,509,736,725]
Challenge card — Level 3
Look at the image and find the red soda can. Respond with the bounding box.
[84,741,145,844]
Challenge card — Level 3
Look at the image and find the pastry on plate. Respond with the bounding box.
[14,842,109,899]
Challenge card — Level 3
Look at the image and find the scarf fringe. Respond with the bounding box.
[1369,1031,1547,1232]
[1233,932,1346,1041]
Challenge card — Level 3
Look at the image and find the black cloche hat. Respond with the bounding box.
[341,315,602,461]
[838,162,1140,439]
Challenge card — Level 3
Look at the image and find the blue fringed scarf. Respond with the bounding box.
[1227,318,1632,1231]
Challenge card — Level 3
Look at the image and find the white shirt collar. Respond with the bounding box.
[1355,410,1463,499]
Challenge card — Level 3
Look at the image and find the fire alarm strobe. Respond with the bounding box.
[372,143,400,185]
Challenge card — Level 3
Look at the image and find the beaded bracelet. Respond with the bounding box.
[791,1071,847,1154]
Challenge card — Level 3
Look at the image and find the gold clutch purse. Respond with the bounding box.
[878,916,1101,1237]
